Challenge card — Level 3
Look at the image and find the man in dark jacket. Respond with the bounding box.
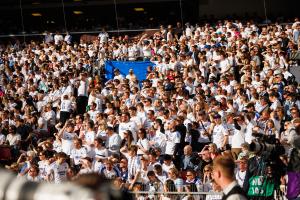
[180,145,199,171]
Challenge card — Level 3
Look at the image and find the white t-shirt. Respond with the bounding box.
[53,140,63,153]
[118,121,138,141]
[106,133,122,155]
[43,110,56,125]
[136,138,150,155]
[220,59,231,73]
[198,121,211,143]
[236,170,246,187]
[143,46,151,57]
[98,32,108,43]
[48,161,69,183]
[61,85,73,100]
[54,34,64,45]
[38,160,48,180]
[64,35,72,44]
[50,89,62,107]
[0,133,6,145]
[162,163,175,174]
[27,175,42,182]
[212,124,228,148]
[37,117,48,132]
[70,147,88,165]
[101,168,119,179]
[165,131,181,155]
[6,133,21,145]
[88,96,103,112]
[245,120,256,144]
[127,155,141,179]
[88,110,99,123]
[128,46,137,60]
[150,131,167,154]
[84,131,95,145]
[61,132,78,155]
[130,115,143,128]
[231,126,246,148]
[60,99,72,112]
[93,161,105,173]
[93,147,109,160]
[78,80,88,97]
[270,99,281,111]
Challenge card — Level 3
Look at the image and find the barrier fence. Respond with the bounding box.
[127,183,223,200]
[129,191,223,200]
[0,22,293,40]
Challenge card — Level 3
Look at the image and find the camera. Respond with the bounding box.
[249,141,276,154]
[249,134,285,156]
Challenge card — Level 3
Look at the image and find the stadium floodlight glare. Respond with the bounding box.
[32,13,42,17]
[73,11,83,14]
[134,8,144,12]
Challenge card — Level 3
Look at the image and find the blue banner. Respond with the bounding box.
[104,61,155,81]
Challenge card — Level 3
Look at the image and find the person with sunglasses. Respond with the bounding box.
[26,165,42,182]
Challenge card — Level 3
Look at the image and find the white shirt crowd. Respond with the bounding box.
[1,18,300,200]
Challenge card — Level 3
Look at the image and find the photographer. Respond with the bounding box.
[243,127,286,199]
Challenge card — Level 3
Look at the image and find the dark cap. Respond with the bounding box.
[213,113,222,119]
[245,103,255,108]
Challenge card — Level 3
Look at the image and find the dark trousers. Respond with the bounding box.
[76,96,88,115]
[60,111,70,125]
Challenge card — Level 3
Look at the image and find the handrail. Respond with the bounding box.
[129,191,223,195]
[0,22,294,39]
[0,28,160,38]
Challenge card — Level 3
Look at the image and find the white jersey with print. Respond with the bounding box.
[70,147,88,165]
[212,124,229,149]
[61,132,78,155]
[48,162,69,183]
[60,99,72,112]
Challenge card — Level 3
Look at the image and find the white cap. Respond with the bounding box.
[274,69,281,75]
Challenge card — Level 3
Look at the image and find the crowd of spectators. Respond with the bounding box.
[0,17,300,200]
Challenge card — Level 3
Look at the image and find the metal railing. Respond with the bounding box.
[0,28,160,38]
[0,22,293,39]
[129,191,223,200]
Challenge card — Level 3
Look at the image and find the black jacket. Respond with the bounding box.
[180,152,200,171]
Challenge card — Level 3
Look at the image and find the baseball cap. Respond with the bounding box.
[213,113,222,119]
[95,154,107,159]
[236,155,249,163]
